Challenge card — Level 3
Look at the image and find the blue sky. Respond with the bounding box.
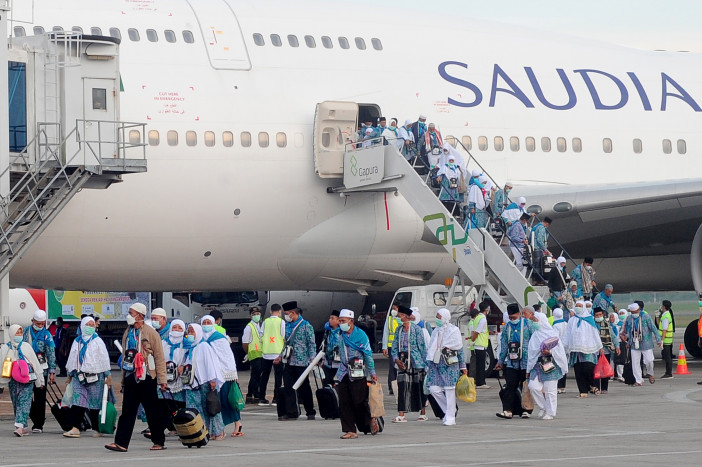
[360,0,702,52]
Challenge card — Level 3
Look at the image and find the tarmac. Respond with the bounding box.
[1,340,702,466]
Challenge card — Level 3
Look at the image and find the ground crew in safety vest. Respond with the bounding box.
[259,304,286,405]
[242,307,265,403]
[382,303,401,395]
[471,301,492,389]
[658,300,675,379]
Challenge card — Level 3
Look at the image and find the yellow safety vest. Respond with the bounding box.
[261,316,284,355]
[387,316,399,348]
[658,311,673,345]
[247,321,263,360]
[467,319,475,351]
[474,313,489,349]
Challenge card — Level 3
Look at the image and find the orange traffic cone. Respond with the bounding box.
[675,343,691,375]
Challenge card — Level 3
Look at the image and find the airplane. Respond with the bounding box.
[5,0,702,302]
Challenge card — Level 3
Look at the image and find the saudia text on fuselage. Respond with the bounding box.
[438,61,702,112]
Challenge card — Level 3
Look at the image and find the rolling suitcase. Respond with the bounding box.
[623,347,636,385]
[172,407,209,448]
[46,381,91,431]
[316,385,340,420]
[358,416,384,435]
[497,374,523,416]
[275,386,300,419]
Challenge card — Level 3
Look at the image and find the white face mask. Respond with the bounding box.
[126,315,136,326]
[284,314,292,322]
[390,309,398,317]
[574,307,585,316]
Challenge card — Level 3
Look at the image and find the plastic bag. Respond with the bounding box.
[228,381,245,411]
[61,381,74,407]
[594,353,614,379]
[456,374,477,403]
[521,380,534,411]
[98,401,117,434]
[368,382,385,418]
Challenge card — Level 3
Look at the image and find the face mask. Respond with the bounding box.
[126,315,136,326]
[202,325,214,333]
[13,336,23,344]
[152,321,161,330]
[510,318,520,324]
[389,125,396,131]
[619,314,627,321]
[390,309,398,317]
[252,315,261,323]
[505,188,511,194]
[595,317,604,323]
[631,312,640,318]
[83,326,96,336]
[169,330,184,340]
[574,307,584,316]
[32,324,43,332]
[284,315,292,322]
[185,335,195,344]
[448,163,455,168]
[435,318,444,327]
[339,323,350,332]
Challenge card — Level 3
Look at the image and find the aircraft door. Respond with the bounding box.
[81,78,117,165]
[313,101,358,179]
[186,0,251,70]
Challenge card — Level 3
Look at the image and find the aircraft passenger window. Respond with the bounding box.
[13,26,25,37]
[148,130,159,146]
[510,136,520,152]
[92,88,107,110]
[146,29,158,42]
[677,139,686,154]
[525,137,535,152]
[304,35,316,48]
[34,26,45,35]
[633,138,642,154]
[186,131,197,147]
[109,28,121,40]
[270,34,282,47]
[572,137,582,153]
[128,28,140,42]
[355,37,366,50]
[295,133,304,148]
[222,131,234,147]
[182,30,195,43]
[461,136,472,150]
[557,137,567,152]
[91,27,102,36]
[603,138,612,153]
[478,136,488,151]
[258,132,269,148]
[662,139,672,154]
[541,137,551,152]
[321,36,333,49]
[338,37,350,49]
[494,136,504,151]
[167,130,178,146]
[287,35,299,47]
[241,132,251,147]
[371,38,383,50]
[205,131,215,147]
[164,30,176,43]
[253,33,265,46]
[444,135,456,147]
[276,132,287,148]
[53,26,64,32]
[129,130,141,145]
[72,27,83,34]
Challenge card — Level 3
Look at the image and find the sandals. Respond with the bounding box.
[105,443,128,453]
[647,374,655,384]
[212,433,227,441]
[231,426,245,438]
[149,445,166,451]
[590,387,601,395]
[391,415,407,423]
[576,393,588,398]
[495,411,513,419]
[370,418,380,435]
[340,433,358,439]
[417,414,428,421]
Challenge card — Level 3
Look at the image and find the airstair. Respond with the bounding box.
[327,140,543,313]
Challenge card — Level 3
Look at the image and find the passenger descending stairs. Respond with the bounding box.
[336,143,543,313]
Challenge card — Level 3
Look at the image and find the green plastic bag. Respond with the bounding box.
[228,381,245,411]
[98,401,117,434]
[456,374,477,403]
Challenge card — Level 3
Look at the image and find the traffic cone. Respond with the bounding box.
[675,343,691,375]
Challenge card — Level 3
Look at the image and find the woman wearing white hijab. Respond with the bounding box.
[200,315,238,382]
[0,324,44,437]
[551,308,569,394]
[64,317,111,438]
[526,312,568,419]
[564,301,603,398]
[182,323,226,440]
[425,308,467,426]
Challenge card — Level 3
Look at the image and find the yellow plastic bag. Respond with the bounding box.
[456,374,476,403]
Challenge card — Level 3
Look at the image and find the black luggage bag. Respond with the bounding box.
[275,386,301,419]
[172,407,209,448]
[45,381,91,431]
[316,385,340,420]
[357,416,385,435]
[497,375,524,416]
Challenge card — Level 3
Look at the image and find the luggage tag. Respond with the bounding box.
[508,341,521,360]
[28,364,38,382]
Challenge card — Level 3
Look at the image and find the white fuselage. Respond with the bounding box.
[7,0,702,292]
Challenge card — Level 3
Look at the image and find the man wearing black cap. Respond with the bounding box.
[322,310,341,386]
[494,303,535,419]
[275,301,317,420]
